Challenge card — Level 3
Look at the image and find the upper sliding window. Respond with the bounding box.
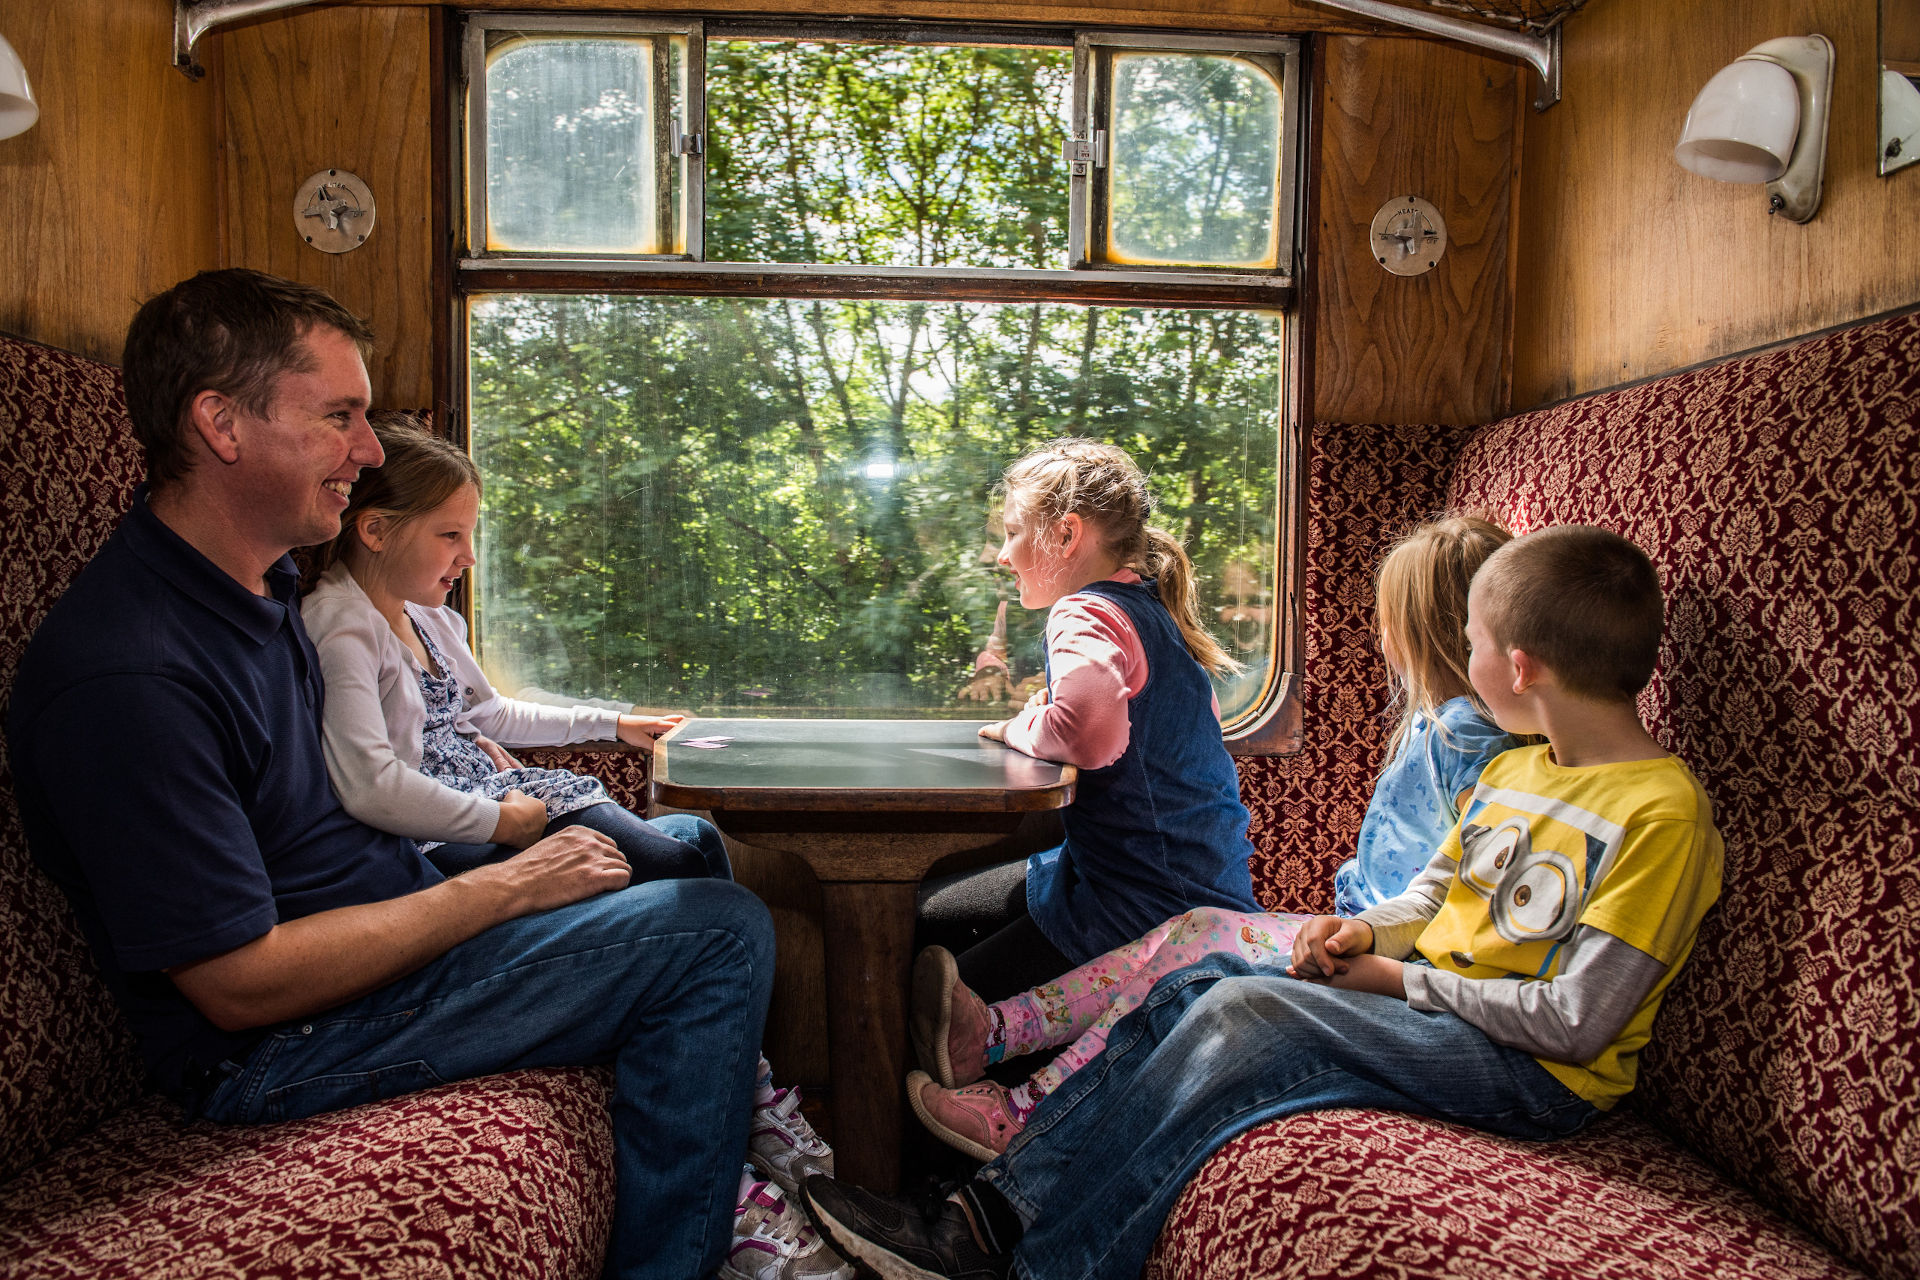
[464,19,1302,283]
[457,21,1304,735]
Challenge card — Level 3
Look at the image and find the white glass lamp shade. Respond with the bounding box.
[1675,58,1799,183]
[0,34,37,140]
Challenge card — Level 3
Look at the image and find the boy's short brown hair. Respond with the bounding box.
[122,269,374,490]
[1472,525,1663,702]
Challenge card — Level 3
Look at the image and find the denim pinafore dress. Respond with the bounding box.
[1024,579,1260,963]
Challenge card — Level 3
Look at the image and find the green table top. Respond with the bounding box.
[653,718,1074,811]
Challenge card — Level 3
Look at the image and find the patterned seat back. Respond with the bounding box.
[0,332,148,1180]
[1448,311,1920,1276]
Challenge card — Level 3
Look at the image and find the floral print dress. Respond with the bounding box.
[413,623,605,851]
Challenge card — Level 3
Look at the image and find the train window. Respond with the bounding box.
[1082,41,1288,269]
[703,40,1071,269]
[456,20,1304,733]
[467,18,700,257]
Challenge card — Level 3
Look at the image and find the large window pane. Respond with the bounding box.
[1106,53,1281,268]
[469,295,1281,721]
[705,41,1071,268]
[486,36,668,253]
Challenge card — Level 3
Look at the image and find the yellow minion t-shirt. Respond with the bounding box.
[1416,746,1723,1108]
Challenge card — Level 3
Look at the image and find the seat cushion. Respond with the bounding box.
[1447,309,1920,1279]
[0,332,149,1180]
[0,1068,615,1279]
[1147,1109,1862,1280]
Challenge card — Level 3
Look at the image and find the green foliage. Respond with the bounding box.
[470,42,1282,720]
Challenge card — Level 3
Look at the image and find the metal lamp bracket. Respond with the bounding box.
[174,1,335,79]
[1302,0,1562,110]
[1747,34,1835,224]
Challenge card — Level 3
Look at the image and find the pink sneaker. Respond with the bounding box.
[910,946,989,1088]
[906,1069,1024,1162]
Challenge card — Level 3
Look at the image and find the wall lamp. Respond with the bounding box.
[1675,35,1834,223]
[0,33,37,140]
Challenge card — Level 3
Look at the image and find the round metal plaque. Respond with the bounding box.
[293,169,375,254]
[1369,195,1446,275]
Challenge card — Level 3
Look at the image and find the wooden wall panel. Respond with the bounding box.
[1312,36,1517,426]
[1513,0,1920,407]
[0,0,221,364]
[218,6,435,408]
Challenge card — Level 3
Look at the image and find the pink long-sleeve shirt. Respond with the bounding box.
[1001,571,1222,770]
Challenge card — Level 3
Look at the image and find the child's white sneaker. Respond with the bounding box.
[721,1169,854,1280]
[748,1086,835,1194]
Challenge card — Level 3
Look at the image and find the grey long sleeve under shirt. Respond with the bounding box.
[1355,846,1666,1064]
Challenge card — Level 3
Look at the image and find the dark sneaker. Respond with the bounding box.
[800,1176,1011,1280]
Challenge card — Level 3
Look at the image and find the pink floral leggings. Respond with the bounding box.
[993,906,1305,1102]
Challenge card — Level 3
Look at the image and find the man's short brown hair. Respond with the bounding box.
[121,269,374,489]
[1473,525,1663,702]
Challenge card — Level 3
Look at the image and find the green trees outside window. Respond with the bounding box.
[466,39,1287,722]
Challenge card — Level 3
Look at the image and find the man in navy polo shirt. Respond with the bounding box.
[7,270,776,1280]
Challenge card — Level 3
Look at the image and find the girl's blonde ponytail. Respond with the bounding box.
[1142,525,1239,676]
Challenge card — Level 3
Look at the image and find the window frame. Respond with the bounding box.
[1070,31,1302,276]
[445,15,1309,753]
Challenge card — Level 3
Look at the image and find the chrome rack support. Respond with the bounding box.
[1303,0,1562,110]
[174,0,335,79]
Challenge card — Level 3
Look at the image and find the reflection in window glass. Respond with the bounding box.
[486,37,660,253]
[705,41,1072,268]
[1107,53,1280,268]
[470,295,1281,721]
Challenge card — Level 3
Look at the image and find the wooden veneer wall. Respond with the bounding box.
[0,0,223,364]
[1513,0,1920,407]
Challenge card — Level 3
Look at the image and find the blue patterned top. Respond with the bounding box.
[1332,697,1520,916]
[413,624,605,851]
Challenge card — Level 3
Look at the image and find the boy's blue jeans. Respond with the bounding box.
[983,953,1599,1280]
[197,876,775,1280]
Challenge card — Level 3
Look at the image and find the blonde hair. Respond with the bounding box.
[316,411,480,576]
[998,437,1239,676]
[1375,514,1512,760]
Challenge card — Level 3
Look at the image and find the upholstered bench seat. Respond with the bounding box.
[0,1069,612,1279]
[1150,1110,1865,1280]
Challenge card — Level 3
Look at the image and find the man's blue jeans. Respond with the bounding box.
[983,954,1599,1280]
[198,877,775,1280]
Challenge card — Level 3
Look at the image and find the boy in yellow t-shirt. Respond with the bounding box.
[1292,523,1725,1111]
[800,525,1724,1280]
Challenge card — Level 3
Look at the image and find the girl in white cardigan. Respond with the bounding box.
[303,416,841,1218]
[301,415,727,883]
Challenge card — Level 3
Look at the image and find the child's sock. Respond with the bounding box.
[735,1164,761,1206]
[1005,1080,1043,1124]
[990,994,1048,1060]
[754,1054,777,1107]
[984,1004,1008,1065]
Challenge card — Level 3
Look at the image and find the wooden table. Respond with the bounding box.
[651,718,1076,1189]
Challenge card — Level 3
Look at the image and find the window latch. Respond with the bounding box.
[1062,130,1106,177]
[671,117,705,157]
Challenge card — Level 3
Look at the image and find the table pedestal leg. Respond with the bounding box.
[818,879,918,1191]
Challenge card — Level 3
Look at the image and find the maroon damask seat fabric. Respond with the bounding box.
[1447,311,1920,1279]
[1232,421,1471,915]
[0,1070,614,1280]
[0,332,149,1181]
[1148,1110,1863,1280]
